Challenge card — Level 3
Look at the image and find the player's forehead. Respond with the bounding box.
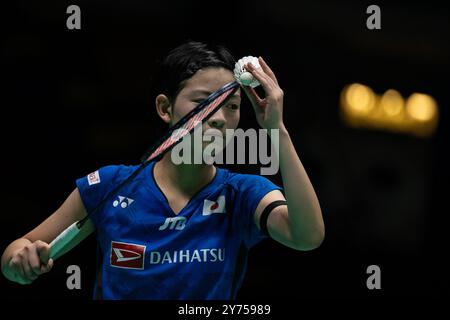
[181,67,239,98]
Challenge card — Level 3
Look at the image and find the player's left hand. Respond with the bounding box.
[242,57,285,131]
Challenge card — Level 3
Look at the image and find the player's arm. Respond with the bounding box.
[254,184,323,251]
[1,188,94,284]
[244,58,324,251]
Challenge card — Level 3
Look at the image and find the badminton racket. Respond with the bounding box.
[49,81,240,259]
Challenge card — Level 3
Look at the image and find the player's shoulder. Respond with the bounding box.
[93,163,140,184]
[217,166,274,191]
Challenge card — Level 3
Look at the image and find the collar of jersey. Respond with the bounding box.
[144,161,227,216]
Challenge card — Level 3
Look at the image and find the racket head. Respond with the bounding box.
[141,81,240,163]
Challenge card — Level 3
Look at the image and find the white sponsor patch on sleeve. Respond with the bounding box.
[87,170,101,185]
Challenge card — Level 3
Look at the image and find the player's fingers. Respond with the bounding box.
[15,266,32,285]
[242,86,268,115]
[9,253,33,284]
[242,85,262,105]
[27,248,43,276]
[258,57,278,85]
[245,63,275,93]
[9,256,25,280]
[40,258,54,274]
[27,260,41,279]
[36,240,50,265]
[21,259,38,281]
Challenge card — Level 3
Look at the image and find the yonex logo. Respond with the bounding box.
[113,196,134,208]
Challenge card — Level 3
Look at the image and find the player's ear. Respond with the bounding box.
[155,94,173,124]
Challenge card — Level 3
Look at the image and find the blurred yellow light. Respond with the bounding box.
[344,83,376,113]
[406,93,438,122]
[380,89,404,116]
[340,83,439,138]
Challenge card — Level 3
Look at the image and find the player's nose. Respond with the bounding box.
[207,108,226,129]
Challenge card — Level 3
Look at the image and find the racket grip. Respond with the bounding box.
[49,221,82,259]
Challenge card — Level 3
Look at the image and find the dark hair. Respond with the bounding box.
[155,41,235,103]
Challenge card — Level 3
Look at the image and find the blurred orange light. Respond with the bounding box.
[340,84,439,138]
[343,83,376,114]
[380,89,404,116]
[406,93,438,122]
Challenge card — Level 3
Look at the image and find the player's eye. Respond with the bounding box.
[227,104,240,110]
[192,99,206,104]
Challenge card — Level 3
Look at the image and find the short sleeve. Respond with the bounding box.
[76,165,121,226]
[233,174,283,249]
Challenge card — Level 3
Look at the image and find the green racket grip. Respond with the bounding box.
[49,220,83,259]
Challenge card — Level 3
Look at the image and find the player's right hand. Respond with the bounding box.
[7,240,54,285]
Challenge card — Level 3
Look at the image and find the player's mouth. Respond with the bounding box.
[202,129,225,140]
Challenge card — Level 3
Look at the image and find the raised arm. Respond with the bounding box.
[244,57,325,251]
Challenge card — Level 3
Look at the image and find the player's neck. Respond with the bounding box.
[155,154,216,197]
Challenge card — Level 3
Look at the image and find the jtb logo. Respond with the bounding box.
[159,217,187,231]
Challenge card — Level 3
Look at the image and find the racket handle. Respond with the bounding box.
[49,221,82,259]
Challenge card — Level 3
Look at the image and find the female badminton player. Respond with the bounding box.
[1,41,324,299]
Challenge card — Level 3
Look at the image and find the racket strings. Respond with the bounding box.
[146,84,238,162]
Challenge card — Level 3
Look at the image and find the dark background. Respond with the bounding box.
[1,0,448,302]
